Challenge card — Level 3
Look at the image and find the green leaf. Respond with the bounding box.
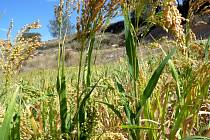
[123,8,139,81]
[10,113,20,140]
[168,59,181,99]
[84,32,96,87]
[116,81,133,124]
[78,79,99,120]
[160,48,181,100]
[115,79,137,139]
[57,68,67,133]
[116,81,126,93]
[136,48,176,117]
[77,79,100,139]
[205,36,210,62]
[97,101,123,122]
[0,86,19,140]
[170,102,188,139]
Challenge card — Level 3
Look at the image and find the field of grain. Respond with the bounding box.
[0,0,210,139]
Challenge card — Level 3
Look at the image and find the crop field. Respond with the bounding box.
[0,0,210,140]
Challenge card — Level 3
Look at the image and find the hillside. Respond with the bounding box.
[22,14,210,71]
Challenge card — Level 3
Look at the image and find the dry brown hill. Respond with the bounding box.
[22,14,210,71]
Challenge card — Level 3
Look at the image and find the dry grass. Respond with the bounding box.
[0,0,209,140]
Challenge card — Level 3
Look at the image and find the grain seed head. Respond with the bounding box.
[162,0,185,46]
[0,21,42,78]
[149,0,185,47]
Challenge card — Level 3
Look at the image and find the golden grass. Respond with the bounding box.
[0,21,42,80]
[0,0,210,139]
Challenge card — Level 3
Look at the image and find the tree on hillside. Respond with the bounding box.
[48,14,74,38]
[22,32,42,42]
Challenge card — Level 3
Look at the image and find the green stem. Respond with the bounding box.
[57,17,68,134]
[76,36,86,140]
[84,32,95,87]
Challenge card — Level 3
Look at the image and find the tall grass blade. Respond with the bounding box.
[56,14,68,134]
[170,103,187,139]
[137,48,176,117]
[57,50,67,134]
[123,8,139,81]
[168,59,181,99]
[116,80,137,140]
[97,101,123,122]
[204,36,210,62]
[69,79,100,139]
[49,97,56,138]
[78,80,99,139]
[78,79,99,119]
[116,81,133,124]
[59,60,67,133]
[10,113,20,140]
[0,85,19,140]
[160,47,181,100]
[84,33,96,87]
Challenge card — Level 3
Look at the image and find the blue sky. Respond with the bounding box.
[0,0,183,41]
[0,0,122,41]
[0,0,75,41]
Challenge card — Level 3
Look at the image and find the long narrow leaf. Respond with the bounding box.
[160,47,181,100]
[205,36,210,62]
[78,80,100,118]
[141,48,176,105]
[57,64,67,133]
[56,12,68,134]
[78,79,100,139]
[69,79,100,135]
[84,32,96,87]
[0,86,19,140]
[97,101,123,122]
[170,101,188,139]
[116,81,133,124]
[136,48,176,117]
[116,79,137,139]
[123,8,139,81]
[10,113,20,140]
